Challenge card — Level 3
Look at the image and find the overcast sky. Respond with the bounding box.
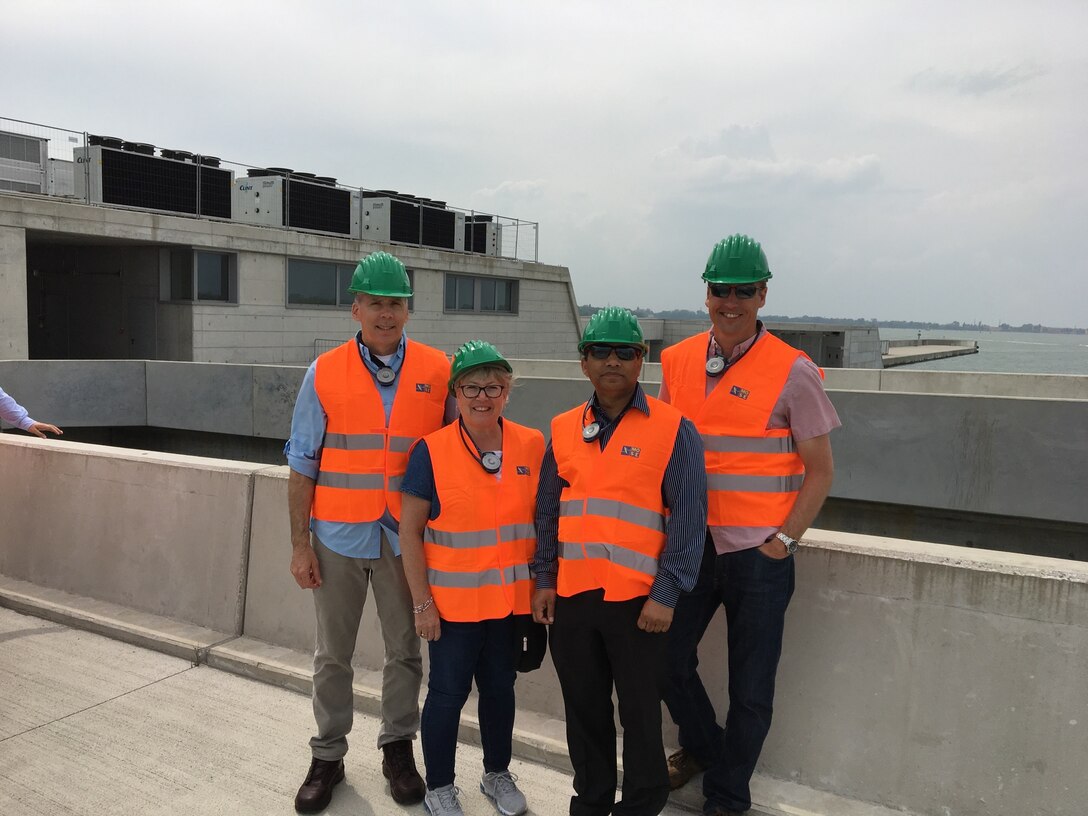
[6,1,1086,327]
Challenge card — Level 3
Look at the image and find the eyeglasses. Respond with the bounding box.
[708,283,763,300]
[457,383,506,399]
[584,345,643,361]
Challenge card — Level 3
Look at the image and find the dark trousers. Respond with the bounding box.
[421,615,516,789]
[550,590,669,816]
[663,535,795,813]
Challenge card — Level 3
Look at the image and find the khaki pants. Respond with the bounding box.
[309,533,422,760]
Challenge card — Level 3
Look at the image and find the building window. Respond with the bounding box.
[165,249,237,303]
[444,274,518,314]
[287,258,413,310]
[197,251,230,301]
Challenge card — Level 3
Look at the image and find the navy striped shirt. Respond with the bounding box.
[532,384,707,608]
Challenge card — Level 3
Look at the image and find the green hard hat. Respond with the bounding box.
[348,251,413,297]
[449,340,513,391]
[578,306,648,351]
[702,234,773,284]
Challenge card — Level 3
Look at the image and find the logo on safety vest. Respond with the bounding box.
[621,446,641,458]
[730,385,750,400]
[415,383,432,393]
[516,465,530,475]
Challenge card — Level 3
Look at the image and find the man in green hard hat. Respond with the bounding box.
[285,251,455,811]
[659,235,840,815]
[532,306,707,816]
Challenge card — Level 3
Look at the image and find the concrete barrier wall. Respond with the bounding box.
[764,532,1087,816]
[1,437,1086,814]
[0,436,265,633]
[3,359,1086,528]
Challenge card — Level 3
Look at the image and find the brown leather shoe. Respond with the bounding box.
[382,739,426,804]
[667,747,707,790]
[294,757,345,813]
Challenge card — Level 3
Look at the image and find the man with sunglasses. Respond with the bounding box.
[658,235,840,816]
[285,251,455,812]
[532,306,707,816]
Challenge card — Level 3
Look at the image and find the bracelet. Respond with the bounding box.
[412,597,434,614]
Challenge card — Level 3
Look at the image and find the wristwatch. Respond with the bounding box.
[775,531,799,554]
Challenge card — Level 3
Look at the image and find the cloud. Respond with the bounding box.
[661,150,884,196]
[672,126,776,161]
[473,179,546,199]
[908,64,1047,97]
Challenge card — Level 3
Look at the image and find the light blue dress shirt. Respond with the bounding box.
[0,386,35,431]
[284,333,407,558]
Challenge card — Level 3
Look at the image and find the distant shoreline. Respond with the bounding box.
[577,305,1084,335]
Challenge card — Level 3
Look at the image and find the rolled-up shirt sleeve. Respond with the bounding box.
[650,417,708,608]
[532,442,563,589]
[0,387,34,431]
[283,363,326,481]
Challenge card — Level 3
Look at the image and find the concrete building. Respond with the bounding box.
[1,120,581,364]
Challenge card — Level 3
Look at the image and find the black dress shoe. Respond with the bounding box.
[294,757,345,813]
[382,739,426,804]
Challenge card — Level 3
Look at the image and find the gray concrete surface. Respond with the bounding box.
[0,590,915,816]
[882,342,978,366]
[0,436,266,632]
[0,606,623,816]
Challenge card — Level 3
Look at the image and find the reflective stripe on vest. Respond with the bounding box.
[551,395,682,601]
[312,339,449,524]
[661,331,810,529]
[423,420,545,622]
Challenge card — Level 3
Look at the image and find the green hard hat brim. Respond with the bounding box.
[347,284,413,297]
[577,340,650,352]
[701,269,773,285]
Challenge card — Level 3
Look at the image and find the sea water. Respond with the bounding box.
[879,328,1088,375]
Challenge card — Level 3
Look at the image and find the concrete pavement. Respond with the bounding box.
[0,605,645,816]
[0,601,919,816]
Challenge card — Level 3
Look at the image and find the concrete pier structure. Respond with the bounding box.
[882,338,980,367]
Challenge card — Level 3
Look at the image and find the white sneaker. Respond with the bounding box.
[480,770,528,816]
[424,784,464,816]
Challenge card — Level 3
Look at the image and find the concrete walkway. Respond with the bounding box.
[0,606,674,816]
[0,595,913,816]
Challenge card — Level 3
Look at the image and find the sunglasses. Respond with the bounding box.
[458,383,506,398]
[584,345,643,361]
[708,283,763,300]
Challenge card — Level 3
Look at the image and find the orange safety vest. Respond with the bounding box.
[422,420,545,622]
[551,396,682,601]
[312,338,449,524]
[660,331,813,531]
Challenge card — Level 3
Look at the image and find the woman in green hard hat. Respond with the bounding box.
[399,341,545,816]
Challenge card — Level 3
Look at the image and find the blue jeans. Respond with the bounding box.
[421,615,516,789]
[663,535,795,813]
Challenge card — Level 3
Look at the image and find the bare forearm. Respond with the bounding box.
[398,496,433,606]
[287,470,317,550]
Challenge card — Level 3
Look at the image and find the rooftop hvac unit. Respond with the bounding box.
[361,194,465,251]
[465,216,503,256]
[47,159,74,196]
[232,172,360,236]
[73,145,233,218]
[0,130,48,193]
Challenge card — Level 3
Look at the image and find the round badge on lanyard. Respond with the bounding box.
[706,356,726,377]
[375,365,396,386]
[582,422,601,442]
[480,451,502,474]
